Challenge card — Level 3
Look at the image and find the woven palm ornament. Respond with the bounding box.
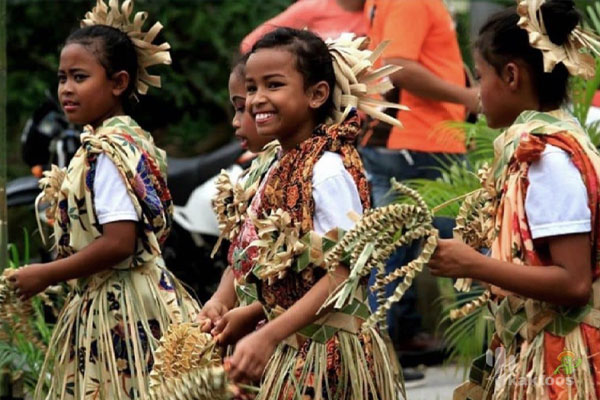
[322,179,439,331]
[0,270,64,351]
[517,0,600,79]
[325,33,408,126]
[148,323,257,400]
[81,0,171,95]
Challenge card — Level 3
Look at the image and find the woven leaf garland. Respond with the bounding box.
[322,179,439,331]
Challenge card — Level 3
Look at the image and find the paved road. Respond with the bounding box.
[404,365,466,400]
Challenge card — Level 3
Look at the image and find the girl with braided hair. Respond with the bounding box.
[428,1,600,398]
[8,1,199,398]
[212,27,404,400]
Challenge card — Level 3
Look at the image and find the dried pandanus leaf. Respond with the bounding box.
[211,141,279,258]
[81,0,172,95]
[325,34,408,126]
[149,367,231,400]
[35,164,66,246]
[323,179,439,331]
[249,209,307,284]
[211,171,257,257]
[149,323,257,400]
[0,270,47,351]
[449,290,492,321]
[450,165,496,320]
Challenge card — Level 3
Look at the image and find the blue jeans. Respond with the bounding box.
[359,146,462,343]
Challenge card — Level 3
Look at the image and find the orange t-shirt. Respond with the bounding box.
[365,0,466,153]
[240,0,368,53]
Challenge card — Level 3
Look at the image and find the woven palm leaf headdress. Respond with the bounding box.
[81,0,171,95]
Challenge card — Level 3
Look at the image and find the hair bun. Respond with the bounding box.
[541,0,581,45]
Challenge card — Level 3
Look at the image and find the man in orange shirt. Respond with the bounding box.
[240,0,367,53]
[361,0,479,379]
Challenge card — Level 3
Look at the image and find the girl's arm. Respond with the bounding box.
[210,267,237,309]
[211,301,266,345]
[197,267,237,331]
[386,58,479,113]
[429,233,592,307]
[10,221,136,300]
[225,265,349,382]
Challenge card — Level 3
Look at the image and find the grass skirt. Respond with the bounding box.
[34,261,199,400]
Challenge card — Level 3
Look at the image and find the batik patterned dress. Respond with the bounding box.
[455,110,600,400]
[230,115,401,400]
[34,116,199,400]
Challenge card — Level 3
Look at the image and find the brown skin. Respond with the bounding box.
[196,267,238,332]
[196,67,277,332]
[428,51,592,307]
[336,0,366,12]
[429,235,592,307]
[385,57,480,114]
[225,267,349,382]
[10,43,134,300]
[57,43,129,128]
[245,48,329,152]
[473,52,543,128]
[223,48,345,382]
[228,68,274,153]
[211,301,266,345]
[10,222,136,300]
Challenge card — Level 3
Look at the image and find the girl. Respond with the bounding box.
[197,54,278,339]
[216,27,402,400]
[428,1,600,399]
[9,1,199,398]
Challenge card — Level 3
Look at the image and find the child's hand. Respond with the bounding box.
[196,299,229,332]
[428,239,479,278]
[225,329,277,382]
[8,264,51,301]
[211,305,261,346]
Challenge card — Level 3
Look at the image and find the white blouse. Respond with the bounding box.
[312,151,363,234]
[93,154,139,225]
[525,144,591,239]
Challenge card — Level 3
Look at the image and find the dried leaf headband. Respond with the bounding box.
[517,0,600,79]
[81,0,171,95]
[325,33,408,127]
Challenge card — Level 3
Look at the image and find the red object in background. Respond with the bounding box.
[240,0,368,53]
[593,91,600,108]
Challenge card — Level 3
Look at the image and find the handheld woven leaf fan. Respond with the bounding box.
[148,323,257,400]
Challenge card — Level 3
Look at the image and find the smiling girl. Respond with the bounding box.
[9,1,199,398]
[211,27,403,400]
[428,1,600,398]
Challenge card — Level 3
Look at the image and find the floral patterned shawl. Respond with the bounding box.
[47,116,173,270]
